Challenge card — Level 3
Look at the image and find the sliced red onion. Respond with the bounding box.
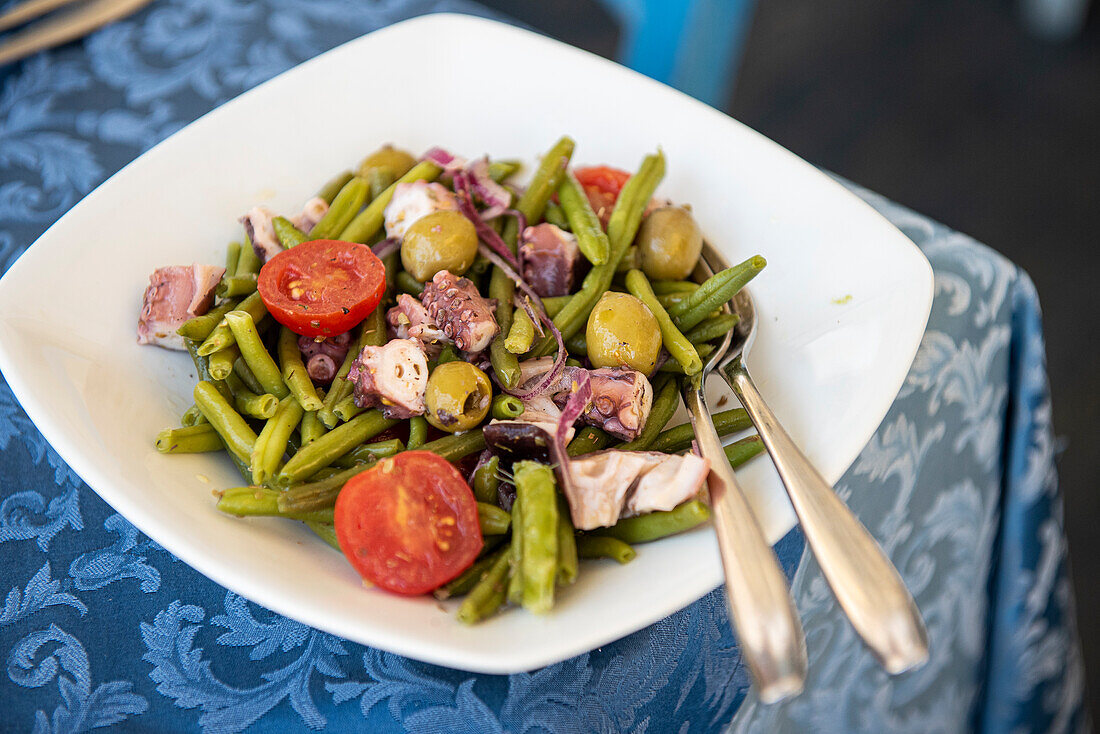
[372,237,399,259]
[454,172,520,270]
[555,371,591,450]
[422,147,467,172]
[514,295,545,338]
[468,449,494,484]
[551,371,590,504]
[467,157,512,211]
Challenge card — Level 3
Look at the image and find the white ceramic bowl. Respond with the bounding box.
[0,14,932,674]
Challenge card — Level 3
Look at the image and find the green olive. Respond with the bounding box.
[358,144,417,179]
[424,362,492,433]
[585,292,662,373]
[401,210,478,282]
[636,206,703,281]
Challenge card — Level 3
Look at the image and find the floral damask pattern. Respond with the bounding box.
[0,3,1087,732]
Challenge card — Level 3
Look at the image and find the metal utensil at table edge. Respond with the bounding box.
[702,243,929,675]
[679,262,807,703]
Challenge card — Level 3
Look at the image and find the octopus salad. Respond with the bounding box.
[143,138,767,622]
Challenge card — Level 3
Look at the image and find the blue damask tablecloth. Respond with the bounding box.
[0,2,1089,732]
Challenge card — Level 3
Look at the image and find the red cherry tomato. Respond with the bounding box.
[575,166,632,226]
[257,239,385,338]
[334,451,483,595]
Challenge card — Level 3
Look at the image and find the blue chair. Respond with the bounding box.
[596,0,758,107]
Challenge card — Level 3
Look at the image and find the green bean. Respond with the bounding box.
[567,426,612,456]
[276,410,397,485]
[436,345,461,365]
[339,160,443,243]
[224,310,288,398]
[196,291,266,356]
[420,429,486,463]
[187,340,233,403]
[472,455,500,504]
[626,269,701,375]
[684,313,740,345]
[556,495,578,586]
[557,170,610,265]
[488,159,521,183]
[225,241,241,276]
[489,136,575,388]
[593,499,711,544]
[435,547,506,600]
[457,548,512,624]
[300,406,327,445]
[216,274,258,298]
[658,343,714,372]
[181,404,207,427]
[723,435,766,468]
[235,237,262,276]
[669,255,767,332]
[651,280,700,296]
[513,461,558,614]
[272,216,308,248]
[278,327,323,411]
[232,356,265,395]
[216,486,333,523]
[542,200,570,230]
[207,344,240,381]
[310,176,368,240]
[333,395,364,422]
[542,296,569,317]
[193,381,257,463]
[617,373,679,450]
[317,170,354,204]
[577,536,636,564]
[478,502,511,535]
[504,305,535,354]
[532,150,665,356]
[491,394,525,420]
[177,298,240,341]
[305,521,341,551]
[277,463,375,514]
[332,438,404,468]
[251,396,304,485]
[155,424,222,454]
[407,415,428,450]
[649,408,753,453]
[226,372,278,420]
[396,271,424,296]
[367,168,395,201]
[507,498,524,606]
[615,247,640,274]
[479,535,507,559]
[565,331,586,356]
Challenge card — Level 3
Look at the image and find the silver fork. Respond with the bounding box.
[680,259,807,703]
[702,243,929,674]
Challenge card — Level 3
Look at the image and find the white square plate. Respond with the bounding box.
[0,14,932,674]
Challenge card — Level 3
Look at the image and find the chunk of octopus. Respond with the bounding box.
[420,271,499,354]
[347,339,429,419]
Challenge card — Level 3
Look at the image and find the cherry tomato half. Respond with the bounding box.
[334,451,483,595]
[257,239,385,338]
[575,165,632,226]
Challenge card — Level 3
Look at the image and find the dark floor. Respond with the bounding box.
[484,0,1100,718]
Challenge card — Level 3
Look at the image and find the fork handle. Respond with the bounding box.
[723,357,929,674]
[681,381,806,703]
